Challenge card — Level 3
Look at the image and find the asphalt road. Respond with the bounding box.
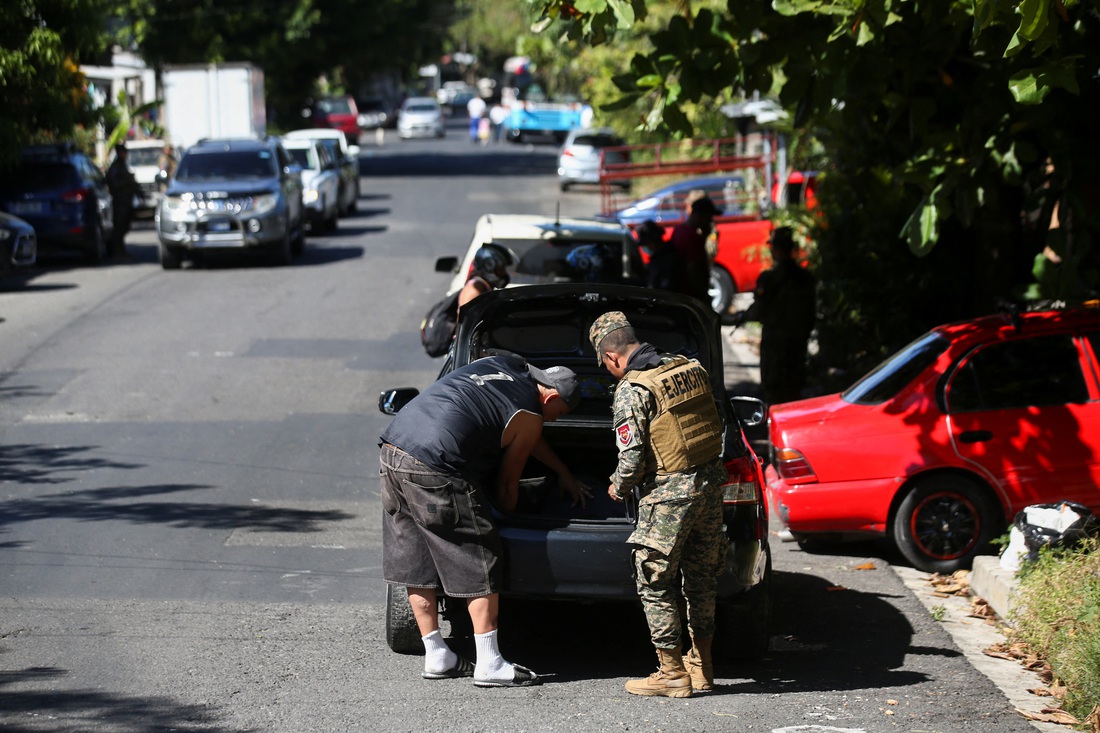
[0,118,1045,732]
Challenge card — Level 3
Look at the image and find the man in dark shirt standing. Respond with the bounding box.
[379,355,588,687]
[669,197,718,304]
[732,226,816,403]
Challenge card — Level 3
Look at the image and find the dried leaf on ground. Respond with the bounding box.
[854,561,876,570]
[1016,707,1081,725]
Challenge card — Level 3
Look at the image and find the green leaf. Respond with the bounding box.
[1016,0,1049,41]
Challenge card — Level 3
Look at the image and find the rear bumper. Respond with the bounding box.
[765,464,895,537]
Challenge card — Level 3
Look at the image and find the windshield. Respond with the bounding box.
[286,147,318,170]
[407,103,439,113]
[127,148,164,166]
[490,236,642,285]
[176,150,277,180]
[842,331,950,405]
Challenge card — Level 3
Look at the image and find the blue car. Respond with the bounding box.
[0,144,113,263]
[598,175,749,226]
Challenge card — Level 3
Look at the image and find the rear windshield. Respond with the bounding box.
[572,134,622,148]
[317,98,353,114]
[0,163,78,194]
[492,236,643,285]
[177,150,277,180]
[286,147,318,170]
[842,331,950,405]
[406,103,439,113]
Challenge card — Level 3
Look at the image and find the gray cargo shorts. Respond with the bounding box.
[379,442,501,597]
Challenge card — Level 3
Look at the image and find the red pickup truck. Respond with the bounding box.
[597,137,816,313]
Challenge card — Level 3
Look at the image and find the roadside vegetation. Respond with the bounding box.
[1011,538,1100,729]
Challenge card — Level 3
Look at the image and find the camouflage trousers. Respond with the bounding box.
[631,482,726,649]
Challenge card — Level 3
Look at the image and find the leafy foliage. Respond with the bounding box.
[531,0,1100,379]
[0,0,109,170]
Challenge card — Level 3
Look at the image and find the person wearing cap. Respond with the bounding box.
[636,220,686,294]
[669,196,719,304]
[729,226,816,404]
[379,354,589,688]
[588,311,728,698]
[458,244,511,310]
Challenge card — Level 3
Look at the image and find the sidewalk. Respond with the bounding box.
[719,308,1054,732]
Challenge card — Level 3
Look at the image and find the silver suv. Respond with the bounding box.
[156,137,305,269]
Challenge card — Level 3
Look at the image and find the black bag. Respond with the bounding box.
[420,291,460,357]
[1013,500,1099,563]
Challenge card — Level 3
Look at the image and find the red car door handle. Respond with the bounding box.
[958,430,994,443]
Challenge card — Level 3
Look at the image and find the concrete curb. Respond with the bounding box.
[970,555,1021,621]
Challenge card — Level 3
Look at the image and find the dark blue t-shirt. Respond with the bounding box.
[381,355,542,482]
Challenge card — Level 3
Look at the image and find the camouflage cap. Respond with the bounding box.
[589,311,631,365]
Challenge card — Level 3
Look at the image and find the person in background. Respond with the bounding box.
[637,220,686,294]
[105,144,138,259]
[467,94,487,144]
[379,355,588,687]
[588,311,728,698]
[489,102,509,143]
[669,197,718,304]
[730,226,816,404]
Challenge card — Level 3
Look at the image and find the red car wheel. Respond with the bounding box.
[893,476,1002,574]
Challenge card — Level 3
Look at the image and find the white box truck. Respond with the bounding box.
[161,63,266,151]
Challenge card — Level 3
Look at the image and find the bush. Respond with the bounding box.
[1010,537,1100,723]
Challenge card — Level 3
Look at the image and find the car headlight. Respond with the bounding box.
[160,195,192,218]
[303,188,320,205]
[0,229,11,242]
[249,193,279,215]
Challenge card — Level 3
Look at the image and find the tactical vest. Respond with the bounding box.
[625,355,723,473]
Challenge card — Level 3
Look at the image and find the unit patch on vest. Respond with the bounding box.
[616,422,636,448]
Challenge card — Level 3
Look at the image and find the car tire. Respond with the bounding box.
[159,242,182,270]
[893,475,1002,574]
[560,181,571,192]
[291,217,306,257]
[324,203,339,232]
[385,584,422,654]
[273,230,293,266]
[709,266,735,314]
[349,180,359,213]
[87,223,107,264]
[714,550,772,662]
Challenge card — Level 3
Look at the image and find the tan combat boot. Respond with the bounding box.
[624,647,693,698]
[684,636,714,691]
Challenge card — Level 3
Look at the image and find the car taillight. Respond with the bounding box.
[61,187,89,203]
[774,447,817,483]
[721,455,760,505]
[562,148,575,157]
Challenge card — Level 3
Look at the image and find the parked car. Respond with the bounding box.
[557,128,629,192]
[356,96,394,130]
[379,283,772,661]
[598,175,780,314]
[155,137,305,269]
[0,211,37,275]
[0,143,113,263]
[311,95,360,145]
[281,136,340,232]
[435,214,644,296]
[766,305,1100,574]
[125,139,176,217]
[283,129,360,216]
[397,97,445,139]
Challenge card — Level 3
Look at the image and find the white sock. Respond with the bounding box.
[422,630,458,674]
[473,629,512,681]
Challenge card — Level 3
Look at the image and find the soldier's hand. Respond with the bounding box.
[608,484,623,502]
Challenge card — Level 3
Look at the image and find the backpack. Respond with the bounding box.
[420,291,461,357]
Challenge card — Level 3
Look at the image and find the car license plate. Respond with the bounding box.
[9,202,43,215]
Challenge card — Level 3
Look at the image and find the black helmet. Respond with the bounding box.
[473,245,511,288]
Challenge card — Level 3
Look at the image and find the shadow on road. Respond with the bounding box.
[439,567,941,693]
[0,667,253,733]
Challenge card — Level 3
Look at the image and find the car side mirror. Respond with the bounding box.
[155,170,168,185]
[379,388,420,415]
[286,163,303,179]
[435,256,459,272]
[347,145,361,157]
[729,396,767,428]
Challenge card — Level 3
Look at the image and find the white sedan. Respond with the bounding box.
[281,137,340,232]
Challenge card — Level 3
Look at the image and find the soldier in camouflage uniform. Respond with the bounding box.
[589,311,728,698]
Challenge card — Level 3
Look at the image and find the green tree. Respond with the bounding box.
[0,0,111,170]
[533,0,1100,384]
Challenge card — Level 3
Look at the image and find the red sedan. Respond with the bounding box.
[766,306,1100,573]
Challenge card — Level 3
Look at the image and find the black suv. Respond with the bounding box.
[155,137,305,269]
[0,144,113,263]
[379,283,772,661]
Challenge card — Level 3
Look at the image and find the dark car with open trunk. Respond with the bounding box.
[379,283,772,660]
